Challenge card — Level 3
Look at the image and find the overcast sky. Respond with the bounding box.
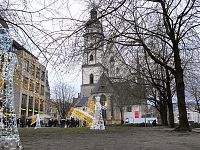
[17,0,92,94]
[3,0,100,95]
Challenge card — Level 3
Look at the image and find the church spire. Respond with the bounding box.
[90,8,97,20]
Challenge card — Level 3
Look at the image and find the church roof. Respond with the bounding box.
[75,97,89,107]
[112,81,145,105]
[92,73,114,94]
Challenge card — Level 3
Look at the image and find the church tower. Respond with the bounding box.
[81,8,105,97]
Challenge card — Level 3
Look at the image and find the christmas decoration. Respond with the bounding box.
[34,114,41,129]
[0,28,22,149]
[90,96,105,130]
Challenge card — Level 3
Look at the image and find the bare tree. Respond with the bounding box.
[89,0,200,131]
[187,86,200,114]
[143,61,174,127]
[112,81,133,124]
[144,52,175,127]
[2,0,200,131]
[0,0,87,75]
[186,72,200,114]
[52,82,76,121]
[119,43,176,127]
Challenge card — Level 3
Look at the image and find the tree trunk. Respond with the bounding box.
[174,73,190,131]
[166,69,175,128]
[160,106,168,126]
[173,43,190,131]
[167,99,175,128]
[120,107,124,124]
[159,98,168,126]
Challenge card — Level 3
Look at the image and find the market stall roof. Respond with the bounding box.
[27,114,53,119]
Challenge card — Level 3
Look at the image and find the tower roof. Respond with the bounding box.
[85,8,101,27]
[90,8,97,20]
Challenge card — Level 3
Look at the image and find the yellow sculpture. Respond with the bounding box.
[0,79,3,91]
[68,96,95,127]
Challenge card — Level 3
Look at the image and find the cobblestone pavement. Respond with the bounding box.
[19,126,200,150]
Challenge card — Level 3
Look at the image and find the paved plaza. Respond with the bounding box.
[19,126,200,150]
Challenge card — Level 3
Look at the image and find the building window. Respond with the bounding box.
[89,54,93,61]
[40,99,43,111]
[35,82,40,93]
[0,98,2,108]
[35,98,39,110]
[90,74,94,84]
[24,59,29,72]
[100,94,107,119]
[40,85,44,96]
[88,40,94,48]
[28,111,32,117]
[29,79,34,91]
[110,57,115,77]
[36,68,40,79]
[21,94,27,108]
[41,71,45,81]
[21,111,26,117]
[126,106,132,112]
[110,57,115,63]
[29,96,33,109]
[23,76,29,90]
[116,67,120,75]
[100,86,105,90]
[30,63,35,76]
[100,94,106,106]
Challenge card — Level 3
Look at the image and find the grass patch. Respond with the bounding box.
[18,125,141,136]
[19,127,90,135]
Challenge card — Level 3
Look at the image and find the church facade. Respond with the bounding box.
[78,8,146,124]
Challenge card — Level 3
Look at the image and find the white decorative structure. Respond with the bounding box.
[90,96,105,130]
[35,114,41,129]
[0,111,4,129]
[0,28,22,149]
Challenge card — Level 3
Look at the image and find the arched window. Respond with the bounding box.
[100,94,107,120]
[89,54,93,61]
[90,74,94,84]
[110,57,115,77]
[110,57,115,63]
[116,67,120,75]
[100,94,106,106]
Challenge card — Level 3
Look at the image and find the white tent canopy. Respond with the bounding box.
[27,114,53,119]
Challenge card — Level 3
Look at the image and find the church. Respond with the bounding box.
[76,8,146,124]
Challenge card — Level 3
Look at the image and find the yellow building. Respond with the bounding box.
[13,41,50,122]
